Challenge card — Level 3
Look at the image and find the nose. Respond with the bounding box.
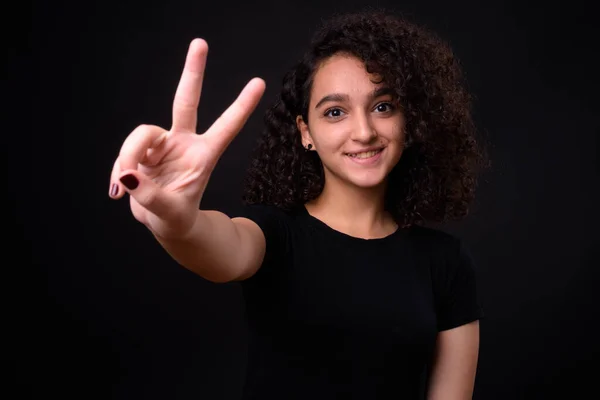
[350,112,378,143]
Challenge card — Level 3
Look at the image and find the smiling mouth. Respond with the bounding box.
[345,148,384,159]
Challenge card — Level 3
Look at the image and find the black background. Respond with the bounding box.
[16,0,599,398]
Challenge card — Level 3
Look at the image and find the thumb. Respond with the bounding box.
[118,170,176,220]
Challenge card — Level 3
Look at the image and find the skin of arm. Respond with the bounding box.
[153,209,266,283]
[426,320,481,400]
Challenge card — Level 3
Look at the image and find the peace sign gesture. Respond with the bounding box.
[109,39,266,240]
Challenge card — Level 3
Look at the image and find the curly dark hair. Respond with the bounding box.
[242,9,488,227]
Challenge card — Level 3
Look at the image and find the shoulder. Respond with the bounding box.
[236,203,299,225]
[407,227,484,330]
[406,225,478,282]
[234,204,304,280]
[407,224,456,241]
[234,203,305,245]
[406,225,462,257]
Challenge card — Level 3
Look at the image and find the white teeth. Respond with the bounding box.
[347,149,382,159]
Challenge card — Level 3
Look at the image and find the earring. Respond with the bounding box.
[306,144,313,150]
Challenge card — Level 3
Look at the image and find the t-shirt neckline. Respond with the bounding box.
[300,204,404,243]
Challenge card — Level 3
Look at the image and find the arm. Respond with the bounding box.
[426,320,481,400]
[154,210,266,283]
[109,39,268,283]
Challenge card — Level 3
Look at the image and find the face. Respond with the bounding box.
[297,54,405,190]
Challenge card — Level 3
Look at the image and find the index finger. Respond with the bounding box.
[171,38,208,133]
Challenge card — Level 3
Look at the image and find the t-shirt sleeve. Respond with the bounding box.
[233,203,290,279]
[433,238,485,331]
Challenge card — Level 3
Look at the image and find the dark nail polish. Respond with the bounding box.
[120,174,139,190]
[110,183,119,197]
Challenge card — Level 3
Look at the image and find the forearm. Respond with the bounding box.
[153,209,244,283]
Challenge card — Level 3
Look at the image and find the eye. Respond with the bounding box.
[374,102,394,113]
[324,108,345,118]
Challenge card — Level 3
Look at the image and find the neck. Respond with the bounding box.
[305,174,396,239]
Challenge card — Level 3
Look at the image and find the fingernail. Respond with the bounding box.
[110,183,119,197]
[120,174,139,190]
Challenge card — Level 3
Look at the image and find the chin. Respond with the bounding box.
[345,172,389,189]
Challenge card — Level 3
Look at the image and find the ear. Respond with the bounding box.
[296,115,313,149]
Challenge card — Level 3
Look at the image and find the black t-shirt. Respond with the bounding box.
[235,203,484,399]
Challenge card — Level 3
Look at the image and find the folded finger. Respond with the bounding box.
[109,124,166,198]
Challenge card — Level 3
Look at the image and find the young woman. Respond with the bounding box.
[109,10,486,400]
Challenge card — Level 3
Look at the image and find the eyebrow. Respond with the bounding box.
[314,87,394,109]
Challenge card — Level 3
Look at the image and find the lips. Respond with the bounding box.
[346,149,383,159]
[345,146,385,159]
[345,147,385,165]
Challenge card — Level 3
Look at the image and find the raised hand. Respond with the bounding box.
[109,39,266,239]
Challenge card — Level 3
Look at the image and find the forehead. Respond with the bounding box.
[310,54,382,100]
